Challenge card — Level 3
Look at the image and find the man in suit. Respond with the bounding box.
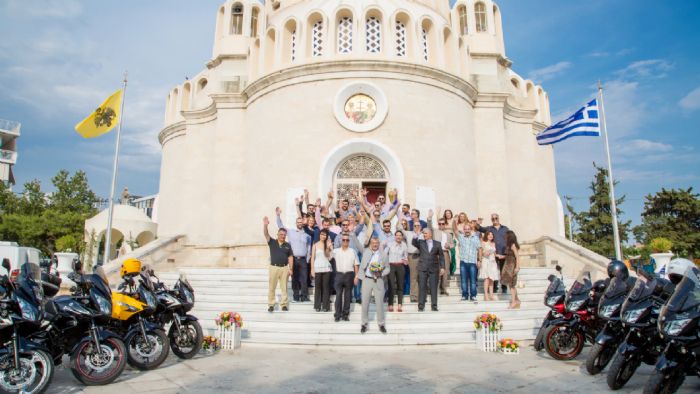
[412,228,446,311]
[428,213,454,296]
[356,237,390,333]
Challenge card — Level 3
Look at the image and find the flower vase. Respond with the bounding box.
[501,347,520,355]
[475,327,500,352]
[217,325,242,351]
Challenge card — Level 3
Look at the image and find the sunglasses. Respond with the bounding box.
[342,239,350,242]
[438,223,446,226]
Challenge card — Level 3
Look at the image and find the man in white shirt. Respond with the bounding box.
[332,235,359,322]
[356,238,390,333]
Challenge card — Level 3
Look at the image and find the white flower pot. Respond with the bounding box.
[651,252,674,278]
[54,252,79,286]
[475,327,500,352]
[217,326,242,351]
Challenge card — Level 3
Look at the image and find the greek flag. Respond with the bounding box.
[537,99,601,145]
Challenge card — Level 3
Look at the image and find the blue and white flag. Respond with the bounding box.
[537,99,600,145]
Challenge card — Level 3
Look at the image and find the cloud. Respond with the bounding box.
[615,168,700,184]
[615,59,673,80]
[679,85,700,111]
[527,61,572,83]
[0,0,83,19]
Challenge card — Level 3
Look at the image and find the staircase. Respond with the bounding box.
[159,267,562,346]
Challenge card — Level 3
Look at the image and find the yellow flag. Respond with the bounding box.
[75,89,123,138]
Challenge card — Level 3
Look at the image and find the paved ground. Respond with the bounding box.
[48,344,700,394]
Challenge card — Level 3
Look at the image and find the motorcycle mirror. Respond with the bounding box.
[555,265,562,272]
[72,259,82,273]
[1,258,9,272]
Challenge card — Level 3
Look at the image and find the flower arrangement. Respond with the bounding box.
[497,338,519,353]
[202,335,220,351]
[369,262,383,280]
[473,313,502,332]
[215,311,243,329]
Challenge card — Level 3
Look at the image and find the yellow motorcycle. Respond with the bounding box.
[110,259,169,370]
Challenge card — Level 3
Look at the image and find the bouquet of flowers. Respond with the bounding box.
[369,262,383,281]
[473,313,502,332]
[497,338,519,353]
[202,335,220,351]
[215,311,243,329]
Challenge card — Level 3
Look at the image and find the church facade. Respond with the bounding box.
[157,0,562,262]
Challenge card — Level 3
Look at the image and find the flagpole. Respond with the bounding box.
[100,72,128,268]
[597,81,622,261]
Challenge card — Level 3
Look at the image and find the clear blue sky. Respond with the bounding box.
[1,1,699,234]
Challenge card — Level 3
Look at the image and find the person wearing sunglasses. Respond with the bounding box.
[476,213,510,294]
[332,235,359,322]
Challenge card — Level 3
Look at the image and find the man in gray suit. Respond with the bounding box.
[412,228,446,311]
[356,237,390,333]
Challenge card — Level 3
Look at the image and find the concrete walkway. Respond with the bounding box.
[48,345,700,394]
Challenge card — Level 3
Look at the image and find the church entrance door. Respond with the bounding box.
[333,155,388,207]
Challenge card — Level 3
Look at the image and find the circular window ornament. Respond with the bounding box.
[334,82,387,132]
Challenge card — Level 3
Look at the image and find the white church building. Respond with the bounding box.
[155,0,564,266]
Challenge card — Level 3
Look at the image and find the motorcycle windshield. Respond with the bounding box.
[627,275,655,302]
[179,272,193,292]
[568,271,592,296]
[16,260,43,304]
[140,271,155,292]
[88,266,112,300]
[603,276,630,299]
[663,270,700,314]
[546,277,566,295]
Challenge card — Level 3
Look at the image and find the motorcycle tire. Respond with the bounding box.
[169,319,203,359]
[607,352,640,390]
[545,324,585,361]
[0,349,54,394]
[70,337,127,386]
[643,368,686,394]
[534,325,546,351]
[126,329,170,370]
[585,342,616,375]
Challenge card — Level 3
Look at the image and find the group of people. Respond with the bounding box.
[262,188,522,333]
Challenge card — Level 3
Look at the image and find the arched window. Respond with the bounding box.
[395,20,406,57]
[337,16,353,54]
[475,2,487,33]
[458,5,468,35]
[231,3,244,35]
[421,28,429,61]
[197,78,208,92]
[365,17,381,53]
[291,29,297,61]
[250,8,259,37]
[312,20,324,57]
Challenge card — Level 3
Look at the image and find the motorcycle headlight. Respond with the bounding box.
[546,296,560,307]
[600,304,620,318]
[566,299,585,311]
[17,297,38,322]
[621,308,644,324]
[94,295,111,315]
[663,318,692,336]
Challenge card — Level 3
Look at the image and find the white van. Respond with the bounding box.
[0,241,42,276]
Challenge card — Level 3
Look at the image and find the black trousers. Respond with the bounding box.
[334,271,354,319]
[388,264,405,305]
[418,269,439,308]
[330,259,337,295]
[292,257,309,299]
[314,272,331,311]
[493,257,507,293]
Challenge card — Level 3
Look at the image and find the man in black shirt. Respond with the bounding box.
[263,216,293,312]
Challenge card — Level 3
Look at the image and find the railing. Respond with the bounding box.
[0,149,17,163]
[0,119,21,135]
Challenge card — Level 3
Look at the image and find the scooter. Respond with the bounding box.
[534,265,566,351]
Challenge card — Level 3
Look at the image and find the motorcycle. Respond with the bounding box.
[34,261,127,386]
[586,273,637,374]
[0,259,54,393]
[644,265,700,394]
[534,265,566,351]
[606,270,675,390]
[109,270,169,370]
[147,269,203,359]
[543,271,607,360]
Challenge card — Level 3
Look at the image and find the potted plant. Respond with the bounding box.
[473,313,502,352]
[649,238,674,276]
[497,338,520,354]
[215,311,243,350]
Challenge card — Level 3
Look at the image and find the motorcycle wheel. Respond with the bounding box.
[643,368,686,394]
[169,319,203,359]
[126,329,169,370]
[585,342,616,375]
[607,352,640,390]
[70,337,127,386]
[544,324,585,360]
[0,349,54,394]
[534,325,546,351]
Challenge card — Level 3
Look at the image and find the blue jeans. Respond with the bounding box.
[460,261,478,299]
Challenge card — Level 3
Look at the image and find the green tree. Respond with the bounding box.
[0,181,19,215]
[17,179,47,215]
[633,188,700,258]
[50,170,98,215]
[574,163,631,258]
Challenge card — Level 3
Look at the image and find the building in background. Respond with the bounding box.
[0,119,20,189]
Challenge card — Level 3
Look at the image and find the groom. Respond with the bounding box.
[356,237,390,334]
[412,228,445,311]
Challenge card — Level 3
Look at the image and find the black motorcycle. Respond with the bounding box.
[33,262,127,386]
[644,266,700,393]
[606,270,674,390]
[0,260,54,394]
[148,270,203,359]
[534,265,566,351]
[586,274,637,374]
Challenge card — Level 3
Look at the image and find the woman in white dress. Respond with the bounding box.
[479,230,500,302]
